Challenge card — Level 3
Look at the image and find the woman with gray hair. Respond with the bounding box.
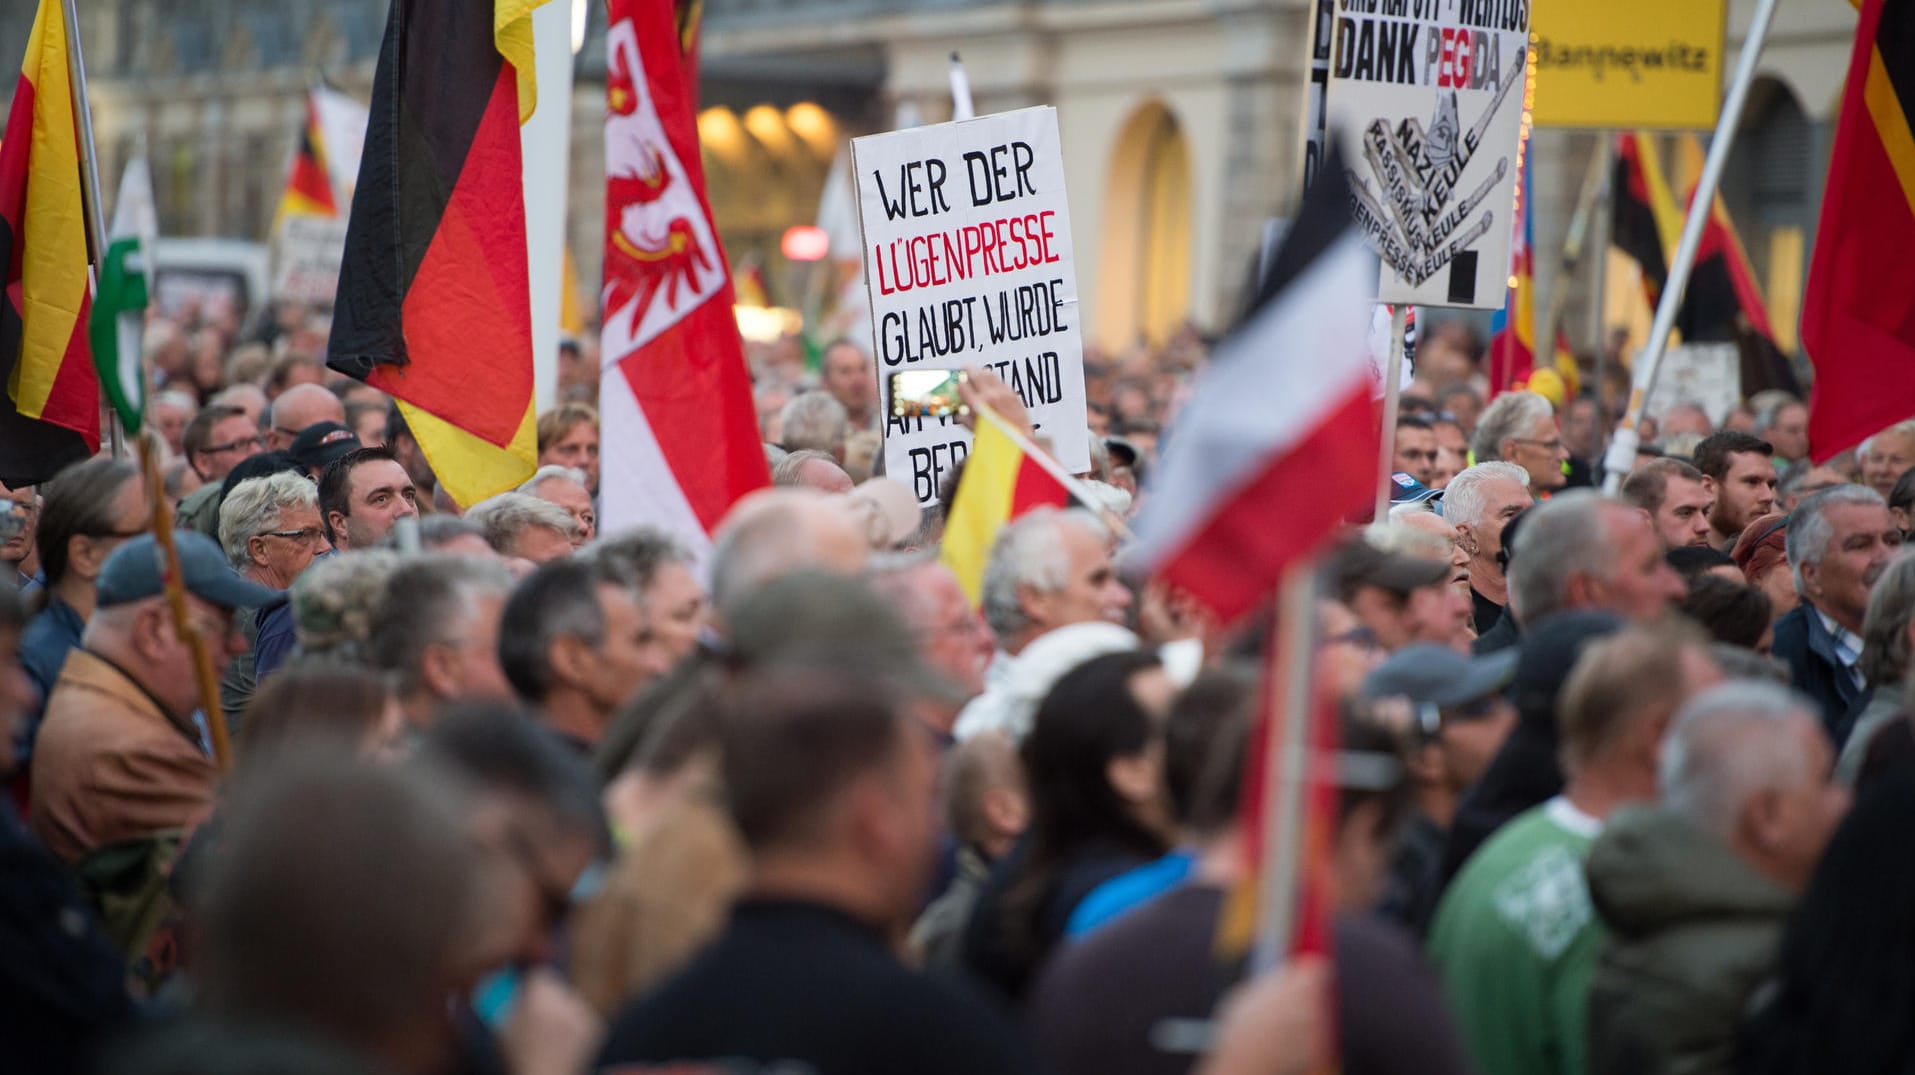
[1835,554,1915,782]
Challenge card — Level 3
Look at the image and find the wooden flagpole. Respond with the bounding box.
[137,439,234,771]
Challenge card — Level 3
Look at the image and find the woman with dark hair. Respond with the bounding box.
[959,650,1175,1003]
[14,459,144,779]
[1740,772,1915,1074]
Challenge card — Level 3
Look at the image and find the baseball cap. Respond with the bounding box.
[289,422,363,471]
[1363,644,1518,711]
[1389,471,1443,508]
[97,531,283,610]
[724,570,968,703]
[1329,535,1449,598]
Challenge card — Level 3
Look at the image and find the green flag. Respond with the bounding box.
[88,236,148,436]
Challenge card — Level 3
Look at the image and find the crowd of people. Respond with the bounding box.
[6,300,1915,1075]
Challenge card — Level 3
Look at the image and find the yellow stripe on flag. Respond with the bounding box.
[559,243,584,338]
[10,0,90,420]
[1865,48,1915,223]
[1632,132,1686,263]
[495,0,552,124]
[939,413,1026,606]
[398,396,538,509]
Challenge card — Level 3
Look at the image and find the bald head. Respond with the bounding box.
[711,489,869,626]
[267,383,347,451]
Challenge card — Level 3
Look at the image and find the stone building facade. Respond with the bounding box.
[0,0,1864,358]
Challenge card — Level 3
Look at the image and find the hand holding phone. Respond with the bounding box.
[889,369,969,420]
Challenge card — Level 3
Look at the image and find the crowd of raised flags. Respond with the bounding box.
[6,0,1915,1073]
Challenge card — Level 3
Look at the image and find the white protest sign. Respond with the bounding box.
[1644,342,1740,427]
[272,214,350,306]
[851,106,1090,505]
[1327,0,1529,309]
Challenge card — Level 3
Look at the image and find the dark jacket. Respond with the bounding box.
[1770,605,1862,742]
[1586,805,1794,1075]
[1473,607,1521,655]
[959,835,1154,1004]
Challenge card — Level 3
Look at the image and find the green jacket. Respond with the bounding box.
[1427,797,1604,1075]
[177,482,223,538]
[1585,805,1795,1075]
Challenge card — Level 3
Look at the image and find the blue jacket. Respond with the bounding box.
[1771,604,1862,744]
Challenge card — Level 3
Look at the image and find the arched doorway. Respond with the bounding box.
[1097,102,1193,352]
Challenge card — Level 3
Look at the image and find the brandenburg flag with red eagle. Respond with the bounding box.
[598,0,768,556]
[326,0,550,506]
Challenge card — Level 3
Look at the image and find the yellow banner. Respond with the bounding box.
[1531,0,1726,130]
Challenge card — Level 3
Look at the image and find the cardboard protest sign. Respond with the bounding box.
[851,106,1090,506]
[1326,0,1530,309]
[1531,0,1724,130]
[272,215,350,306]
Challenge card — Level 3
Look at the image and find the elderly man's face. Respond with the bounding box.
[253,501,330,588]
[531,478,596,546]
[1504,411,1567,492]
[1802,501,1903,627]
[1456,477,1534,577]
[1863,431,1915,498]
[1022,522,1131,635]
[147,595,250,718]
[1594,505,1688,621]
[907,564,993,699]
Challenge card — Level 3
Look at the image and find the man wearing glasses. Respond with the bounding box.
[1471,390,1569,497]
[176,405,266,537]
[216,472,335,714]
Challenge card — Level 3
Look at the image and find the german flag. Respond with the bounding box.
[326,0,549,506]
[1613,132,1802,399]
[1802,0,1915,459]
[939,407,1076,606]
[272,92,339,232]
[1611,133,1681,308]
[1668,135,1802,398]
[0,0,100,486]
